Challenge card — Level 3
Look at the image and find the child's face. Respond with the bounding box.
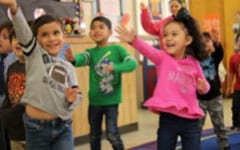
[170,0,182,16]
[36,21,65,56]
[89,21,112,45]
[0,28,11,54]
[202,36,215,54]
[11,37,24,59]
[162,22,192,59]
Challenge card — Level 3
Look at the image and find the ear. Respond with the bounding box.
[185,35,193,46]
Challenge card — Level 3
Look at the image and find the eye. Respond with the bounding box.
[54,30,61,35]
[38,32,47,37]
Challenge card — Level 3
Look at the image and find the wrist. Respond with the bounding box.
[9,3,18,15]
[128,34,137,45]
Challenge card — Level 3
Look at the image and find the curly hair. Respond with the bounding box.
[165,8,208,61]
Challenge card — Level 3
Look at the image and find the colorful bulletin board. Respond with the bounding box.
[203,14,221,40]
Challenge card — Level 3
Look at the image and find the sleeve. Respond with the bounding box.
[141,8,173,38]
[1,103,25,129]
[10,8,36,56]
[196,61,210,94]
[212,43,224,66]
[74,51,90,67]
[131,36,163,64]
[113,45,138,73]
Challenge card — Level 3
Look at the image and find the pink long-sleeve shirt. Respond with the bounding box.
[132,37,210,119]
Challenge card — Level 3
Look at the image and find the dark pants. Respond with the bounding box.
[232,90,240,127]
[157,113,201,150]
[88,105,124,150]
[0,118,10,150]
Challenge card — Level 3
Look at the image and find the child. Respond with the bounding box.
[198,32,229,150]
[65,16,137,150]
[0,21,18,150]
[0,0,82,150]
[140,0,183,47]
[115,8,210,150]
[226,33,240,131]
[1,29,26,150]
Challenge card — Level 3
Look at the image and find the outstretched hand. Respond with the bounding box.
[115,24,136,44]
[140,2,147,10]
[65,47,75,62]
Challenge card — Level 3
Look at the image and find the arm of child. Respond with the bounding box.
[115,24,163,64]
[1,0,35,55]
[196,62,210,94]
[140,2,173,38]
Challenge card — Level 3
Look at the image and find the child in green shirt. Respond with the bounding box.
[65,16,137,150]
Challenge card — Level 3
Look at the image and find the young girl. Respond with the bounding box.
[0,0,82,150]
[140,0,183,46]
[116,8,210,150]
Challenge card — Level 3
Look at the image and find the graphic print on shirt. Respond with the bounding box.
[42,54,68,92]
[168,65,195,94]
[94,51,114,95]
[7,72,25,105]
[200,57,216,81]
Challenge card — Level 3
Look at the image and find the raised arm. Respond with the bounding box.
[115,24,163,64]
[1,0,34,54]
[140,2,173,38]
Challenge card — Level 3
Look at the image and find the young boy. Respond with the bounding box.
[1,29,26,150]
[0,21,18,150]
[226,33,240,131]
[0,0,82,150]
[198,32,229,150]
[65,16,137,150]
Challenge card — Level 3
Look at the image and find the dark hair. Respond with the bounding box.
[169,0,184,5]
[90,16,112,30]
[202,32,211,39]
[32,15,64,36]
[0,21,13,40]
[166,8,208,61]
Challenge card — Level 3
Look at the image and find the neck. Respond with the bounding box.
[96,41,109,47]
[18,56,25,63]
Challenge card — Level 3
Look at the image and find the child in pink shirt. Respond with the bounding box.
[116,8,210,150]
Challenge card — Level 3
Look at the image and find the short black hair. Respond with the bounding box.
[0,21,13,40]
[32,15,64,36]
[90,16,112,30]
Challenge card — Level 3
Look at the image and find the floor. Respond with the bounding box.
[74,99,232,150]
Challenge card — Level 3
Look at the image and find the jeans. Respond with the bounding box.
[157,113,201,150]
[23,113,73,150]
[88,105,124,150]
